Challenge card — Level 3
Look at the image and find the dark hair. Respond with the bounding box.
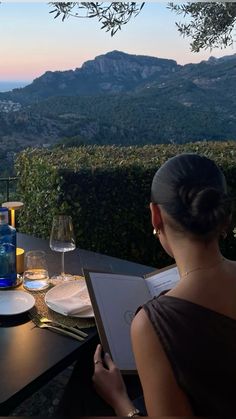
[151,153,231,236]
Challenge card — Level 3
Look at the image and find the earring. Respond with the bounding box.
[221,230,227,239]
[153,228,160,236]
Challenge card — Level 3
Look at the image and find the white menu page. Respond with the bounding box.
[85,267,179,372]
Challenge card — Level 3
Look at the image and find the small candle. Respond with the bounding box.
[16,247,25,274]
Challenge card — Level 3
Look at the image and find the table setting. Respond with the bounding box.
[1,228,153,416]
[0,274,95,331]
[0,212,95,338]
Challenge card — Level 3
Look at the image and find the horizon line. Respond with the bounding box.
[0,49,235,83]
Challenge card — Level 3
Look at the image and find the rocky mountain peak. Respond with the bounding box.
[1,50,235,105]
[81,50,178,79]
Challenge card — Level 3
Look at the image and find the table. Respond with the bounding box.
[0,233,154,415]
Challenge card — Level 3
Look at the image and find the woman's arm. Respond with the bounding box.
[131,308,193,417]
[92,344,137,416]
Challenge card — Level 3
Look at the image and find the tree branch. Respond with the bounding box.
[168,2,236,52]
[49,2,145,36]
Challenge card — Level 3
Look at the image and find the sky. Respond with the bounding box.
[0,2,235,82]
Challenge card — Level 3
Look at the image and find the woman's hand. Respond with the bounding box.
[92,344,134,415]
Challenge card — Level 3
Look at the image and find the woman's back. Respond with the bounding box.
[167,259,236,321]
[143,288,236,415]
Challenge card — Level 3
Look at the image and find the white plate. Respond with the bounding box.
[45,279,94,318]
[0,290,35,315]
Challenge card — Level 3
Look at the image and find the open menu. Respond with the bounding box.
[84,265,179,373]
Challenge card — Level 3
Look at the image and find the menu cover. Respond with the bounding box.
[84,265,179,373]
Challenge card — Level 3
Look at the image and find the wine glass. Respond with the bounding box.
[49,215,76,284]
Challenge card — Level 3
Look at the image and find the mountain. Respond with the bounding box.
[0,51,179,103]
[1,50,236,104]
[0,50,236,174]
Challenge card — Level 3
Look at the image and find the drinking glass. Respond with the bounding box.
[23,250,49,291]
[49,215,76,284]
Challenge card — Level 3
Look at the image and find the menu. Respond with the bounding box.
[84,265,179,372]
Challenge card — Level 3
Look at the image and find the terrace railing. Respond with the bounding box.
[0,177,18,203]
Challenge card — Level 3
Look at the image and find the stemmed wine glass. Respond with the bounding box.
[49,215,76,284]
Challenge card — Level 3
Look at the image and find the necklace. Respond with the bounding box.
[181,257,225,279]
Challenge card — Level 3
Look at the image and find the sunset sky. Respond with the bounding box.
[0,2,235,82]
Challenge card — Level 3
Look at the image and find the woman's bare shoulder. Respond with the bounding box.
[131,307,150,334]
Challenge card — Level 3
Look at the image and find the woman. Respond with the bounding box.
[92,153,236,416]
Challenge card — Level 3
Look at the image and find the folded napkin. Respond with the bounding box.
[45,280,93,316]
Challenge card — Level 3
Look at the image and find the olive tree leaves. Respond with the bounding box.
[49,2,145,36]
[49,2,236,51]
[168,2,236,52]
[0,2,235,50]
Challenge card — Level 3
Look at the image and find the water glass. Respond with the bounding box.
[23,250,49,291]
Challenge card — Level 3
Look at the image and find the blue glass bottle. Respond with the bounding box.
[0,207,17,288]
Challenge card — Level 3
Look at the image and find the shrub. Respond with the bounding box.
[15,141,236,268]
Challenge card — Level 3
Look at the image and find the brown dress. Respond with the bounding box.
[143,295,236,416]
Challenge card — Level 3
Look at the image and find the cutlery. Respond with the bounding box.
[29,313,86,341]
[34,322,85,341]
[35,315,88,338]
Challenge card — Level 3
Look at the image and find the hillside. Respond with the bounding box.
[0,51,179,103]
[0,50,236,175]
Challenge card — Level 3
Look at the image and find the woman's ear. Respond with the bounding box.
[150,202,163,230]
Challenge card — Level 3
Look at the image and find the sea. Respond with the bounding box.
[0,81,30,92]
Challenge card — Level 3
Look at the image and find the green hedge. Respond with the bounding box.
[15,142,236,268]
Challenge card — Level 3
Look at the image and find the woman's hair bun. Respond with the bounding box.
[152,153,231,236]
[179,185,228,234]
[182,187,222,215]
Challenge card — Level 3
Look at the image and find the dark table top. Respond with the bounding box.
[0,233,154,415]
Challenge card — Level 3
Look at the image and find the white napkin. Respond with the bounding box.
[45,281,92,316]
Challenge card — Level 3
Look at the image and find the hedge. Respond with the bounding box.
[15,141,236,268]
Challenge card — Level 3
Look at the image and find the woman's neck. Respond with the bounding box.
[171,237,224,279]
